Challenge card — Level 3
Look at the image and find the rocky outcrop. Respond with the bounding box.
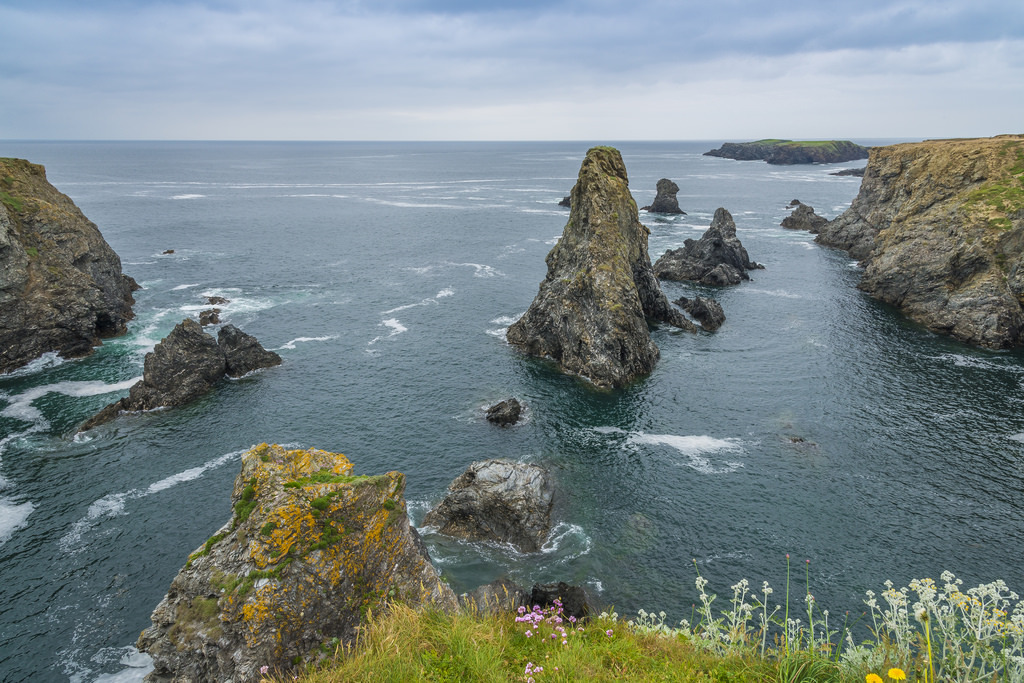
[831,167,866,177]
[507,146,695,388]
[423,459,554,553]
[137,444,456,682]
[704,140,870,165]
[674,296,726,332]
[199,308,221,326]
[640,178,685,214]
[0,158,138,373]
[781,201,828,233]
[486,398,523,427]
[558,195,571,208]
[816,135,1024,348]
[653,208,764,285]
[81,320,281,429]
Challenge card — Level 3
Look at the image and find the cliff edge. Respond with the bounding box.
[0,158,137,373]
[818,135,1024,348]
[506,146,694,388]
[704,139,869,165]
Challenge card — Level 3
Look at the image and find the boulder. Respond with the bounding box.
[674,296,726,331]
[0,158,138,373]
[162,249,175,254]
[485,398,523,427]
[423,459,554,553]
[81,319,281,429]
[506,146,695,388]
[640,178,685,214]
[781,201,828,233]
[137,444,457,682]
[653,208,764,285]
[207,295,230,305]
[198,308,220,326]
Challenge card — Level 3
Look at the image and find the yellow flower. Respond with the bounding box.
[866,675,883,683]
[888,669,907,681]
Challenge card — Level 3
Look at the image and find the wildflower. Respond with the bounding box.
[606,629,613,637]
[260,665,269,674]
[888,668,906,681]
[518,605,527,615]
[525,630,533,637]
[915,605,928,622]
[866,675,883,683]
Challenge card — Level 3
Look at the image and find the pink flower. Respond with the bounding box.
[260,665,269,674]
[606,629,614,637]
[525,630,533,637]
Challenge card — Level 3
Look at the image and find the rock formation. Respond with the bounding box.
[507,146,695,388]
[198,308,221,326]
[781,201,828,233]
[81,319,281,429]
[485,398,523,427]
[0,157,138,373]
[137,444,456,682]
[558,195,571,208]
[674,296,726,331]
[831,168,866,177]
[423,459,554,553]
[640,178,685,214]
[815,135,1024,348]
[703,139,870,165]
[653,208,764,285]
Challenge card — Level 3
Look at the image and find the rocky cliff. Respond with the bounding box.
[817,135,1024,348]
[704,140,870,165]
[0,158,137,373]
[506,146,695,388]
[138,444,457,682]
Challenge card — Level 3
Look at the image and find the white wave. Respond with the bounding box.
[363,198,470,209]
[746,288,803,299]
[0,377,140,427]
[405,266,435,275]
[436,288,455,298]
[1009,433,1024,443]
[486,312,524,339]
[60,449,243,553]
[448,262,503,278]
[0,498,35,546]
[539,522,592,561]
[382,288,455,315]
[0,351,67,377]
[170,194,204,200]
[368,318,407,346]
[170,283,200,291]
[594,427,745,474]
[276,335,337,350]
[932,353,1022,373]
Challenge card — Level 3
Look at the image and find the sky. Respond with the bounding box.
[1,0,1022,141]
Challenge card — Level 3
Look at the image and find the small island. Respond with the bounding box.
[703,139,869,165]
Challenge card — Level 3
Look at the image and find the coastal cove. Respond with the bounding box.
[1,140,1024,681]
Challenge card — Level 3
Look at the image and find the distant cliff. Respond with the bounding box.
[704,139,870,165]
[816,135,1024,348]
[0,158,137,373]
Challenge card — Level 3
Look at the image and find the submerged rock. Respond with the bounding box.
[640,178,685,214]
[674,296,726,331]
[485,398,523,427]
[0,158,138,373]
[81,319,281,429]
[423,459,554,553]
[207,295,230,305]
[653,208,764,285]
[507,146,695,388]
[781,201,828,233]
[137,444,456,682]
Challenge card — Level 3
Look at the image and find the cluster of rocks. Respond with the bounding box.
[781,200,829,233]
[674,296,726,332]
[82,319,281,429]
[653,208,763,285]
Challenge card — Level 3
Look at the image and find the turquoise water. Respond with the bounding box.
[1,141,1023,681]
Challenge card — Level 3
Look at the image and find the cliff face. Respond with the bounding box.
[0,158,137,373]
[506,146,694,388]
[139,444,456,682]
[819,135,1024,348]
[704,140,869,165]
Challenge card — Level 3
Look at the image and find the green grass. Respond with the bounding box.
[1,190,24,213]
[963,141,1024,229]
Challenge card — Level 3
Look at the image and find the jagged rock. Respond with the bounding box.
[423,459,554,553]
[653,208,764,285]
[781,201,828,233]
[530,582,598,621]
[458,578,530,615]
[640,178,685,214]
[207,295,230,305]
[703,140,870,165]
[831,167,866,177]
[819,135,1024,348]
[137,444,457,682]
[81,319,281,429]
[0,158,138,373]
[558,195,571,208]
[198,308,220,326]
[674,296,726,331]
[485,398,523,427]
[507,147,695,388]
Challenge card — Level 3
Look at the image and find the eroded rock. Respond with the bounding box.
[781,201,828,233]
[653,208,763,285]
[640,178,685,214]
[674,296,726,331]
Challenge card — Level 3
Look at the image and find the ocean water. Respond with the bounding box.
[1,140,1023,681]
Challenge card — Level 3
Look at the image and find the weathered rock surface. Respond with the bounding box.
[138,444,456,682]
[485,398,523,427]
[507,146,695,388]
[653,208,764,285]
[816,135,1024,348]
[703,139,870,165]
[831,167,866,177]
[198,308,221,326]
[81,319,281,429]
[640,178,685,214]
[674,296,726,331]
[423,459,554,553]
[0,158,138,373]
[781,201,828,233]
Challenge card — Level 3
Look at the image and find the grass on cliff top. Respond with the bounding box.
[963,140,1024,230]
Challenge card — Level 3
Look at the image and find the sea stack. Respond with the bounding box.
[653,208,763,285]
[641,178,685,214]
[506,146,695,388]
[0,158,138,373]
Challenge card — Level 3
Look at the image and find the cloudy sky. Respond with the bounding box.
[1,0,1022,140]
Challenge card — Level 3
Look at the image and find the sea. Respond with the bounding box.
[1,140,1023,682]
